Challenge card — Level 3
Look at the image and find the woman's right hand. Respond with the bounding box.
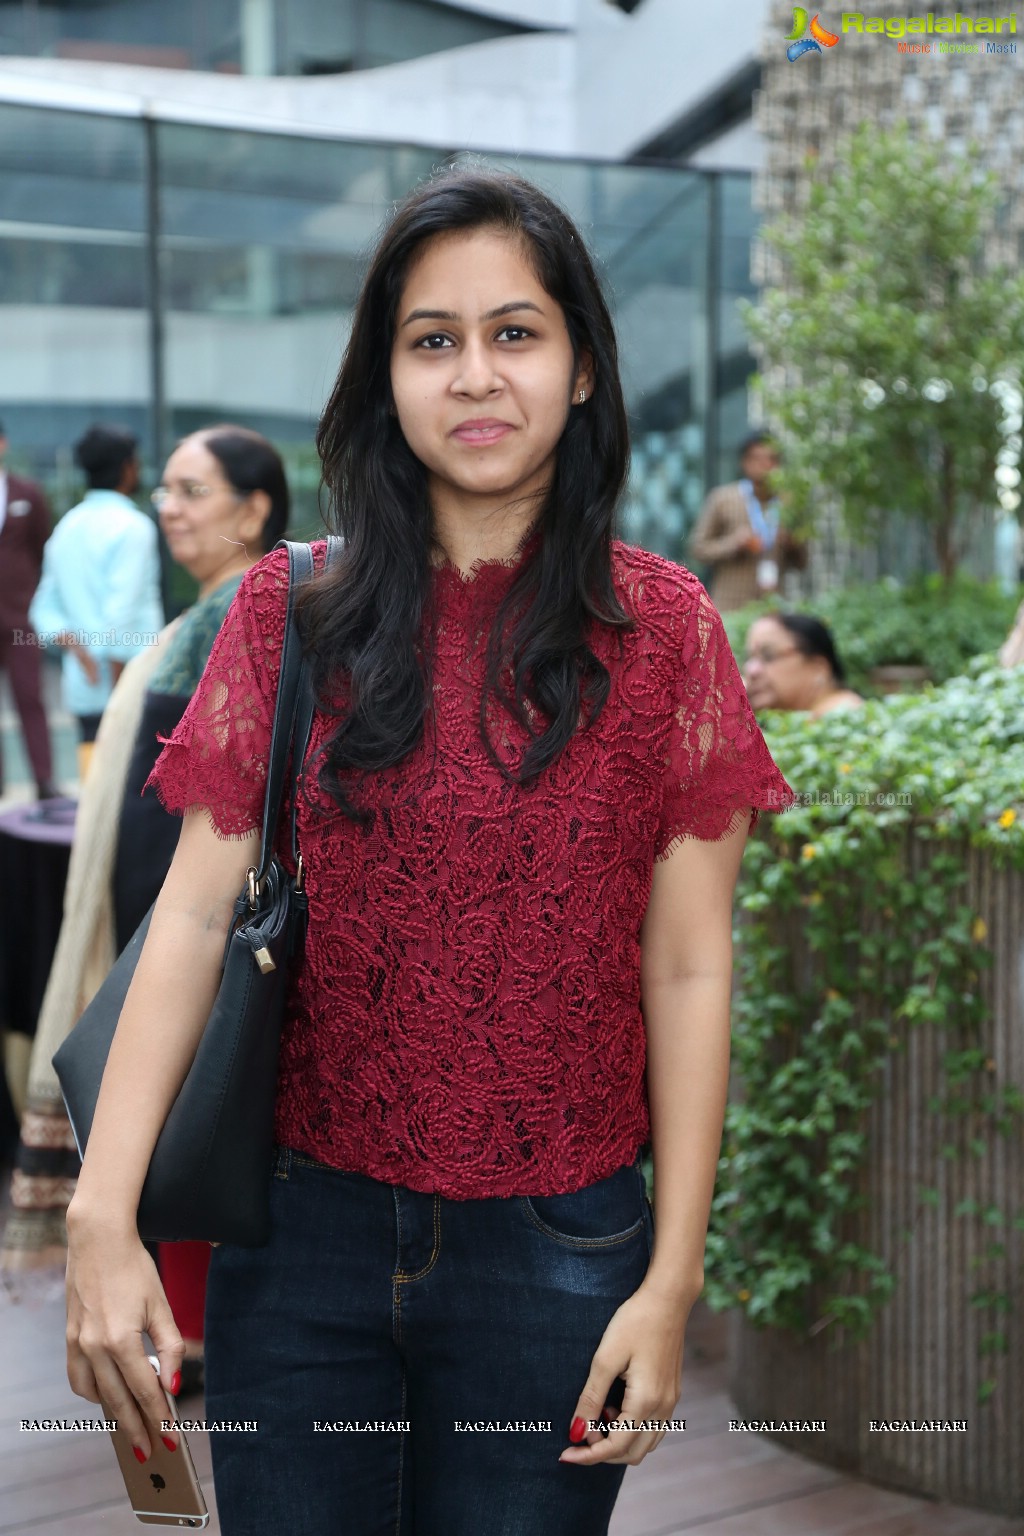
[65,1206,185,1461]
[61,812,260,1458]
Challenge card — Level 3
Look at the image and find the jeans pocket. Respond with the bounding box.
[519,1160,646,1249]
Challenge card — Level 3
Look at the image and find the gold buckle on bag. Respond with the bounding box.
[244,866,276,973]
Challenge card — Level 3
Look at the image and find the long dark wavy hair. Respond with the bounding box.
[301,166,632,823]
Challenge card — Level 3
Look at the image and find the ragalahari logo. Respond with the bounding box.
[786,7,840,59]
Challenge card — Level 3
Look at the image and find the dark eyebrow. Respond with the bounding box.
[399,300,544,329]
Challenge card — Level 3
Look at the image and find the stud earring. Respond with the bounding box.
[578,390,586,403]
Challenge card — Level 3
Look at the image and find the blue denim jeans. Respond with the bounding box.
[204,1145,654,1536]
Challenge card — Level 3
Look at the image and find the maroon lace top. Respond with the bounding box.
[146,539,794,1198]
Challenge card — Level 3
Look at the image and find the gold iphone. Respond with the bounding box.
[104,1356,209,1527]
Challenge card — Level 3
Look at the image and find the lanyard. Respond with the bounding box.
[739,479,779,551]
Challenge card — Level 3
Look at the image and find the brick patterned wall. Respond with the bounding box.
[756,0,1024,264]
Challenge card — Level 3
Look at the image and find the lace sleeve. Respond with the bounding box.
[144,549,290,839]
[656,584,795,857]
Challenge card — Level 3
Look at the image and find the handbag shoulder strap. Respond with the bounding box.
[287,534,344,866]
[253,536,342,886]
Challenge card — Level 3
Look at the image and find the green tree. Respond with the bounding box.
[745,123,1024,582]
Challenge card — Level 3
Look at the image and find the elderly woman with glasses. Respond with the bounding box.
[742,613,863,718]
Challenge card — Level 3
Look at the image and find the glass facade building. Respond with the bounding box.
[0,97,757,576]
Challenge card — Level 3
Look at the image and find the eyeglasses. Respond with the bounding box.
[743,646,801,667]
[151,482,229,510]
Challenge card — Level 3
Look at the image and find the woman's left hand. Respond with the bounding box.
[557,1280,691,1467]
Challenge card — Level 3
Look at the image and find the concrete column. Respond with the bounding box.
[240,0,275,76]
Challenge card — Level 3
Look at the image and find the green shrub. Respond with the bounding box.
[722,576,1022,696]
[703,660,1024,1369]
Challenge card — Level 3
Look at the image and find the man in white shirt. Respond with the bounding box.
[30,424,164,743]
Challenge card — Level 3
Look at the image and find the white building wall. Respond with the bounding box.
[574,0,767,159]
[0,40,577,155]
[687,119,765,174]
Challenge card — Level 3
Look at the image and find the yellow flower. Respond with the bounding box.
[998,808,1017,829]
[839,763,851,774]
[801,844,817,861]
[972,917,988,944]
[737,1289,751,1302]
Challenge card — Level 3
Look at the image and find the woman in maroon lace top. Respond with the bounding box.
[64,169,793,1536]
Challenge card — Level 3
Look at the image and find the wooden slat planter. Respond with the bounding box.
[728,838,1024,1516]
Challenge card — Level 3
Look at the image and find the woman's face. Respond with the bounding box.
[389,227,592,523]
[742,617,819,712]
[156,437,267,586]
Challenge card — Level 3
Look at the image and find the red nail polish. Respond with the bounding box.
[161,1436,177,1452]
[170,1370,181,1396]
[133,1446,147,1464]
[569,1416,587,1444]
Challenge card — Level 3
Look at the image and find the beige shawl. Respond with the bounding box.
[3,619,181,1273]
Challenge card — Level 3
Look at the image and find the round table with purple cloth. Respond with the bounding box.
[0,797,76,1162]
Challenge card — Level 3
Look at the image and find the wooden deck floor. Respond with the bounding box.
[2,1270,1021,1536]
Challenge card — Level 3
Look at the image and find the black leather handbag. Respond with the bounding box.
[53,537,341,1245]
